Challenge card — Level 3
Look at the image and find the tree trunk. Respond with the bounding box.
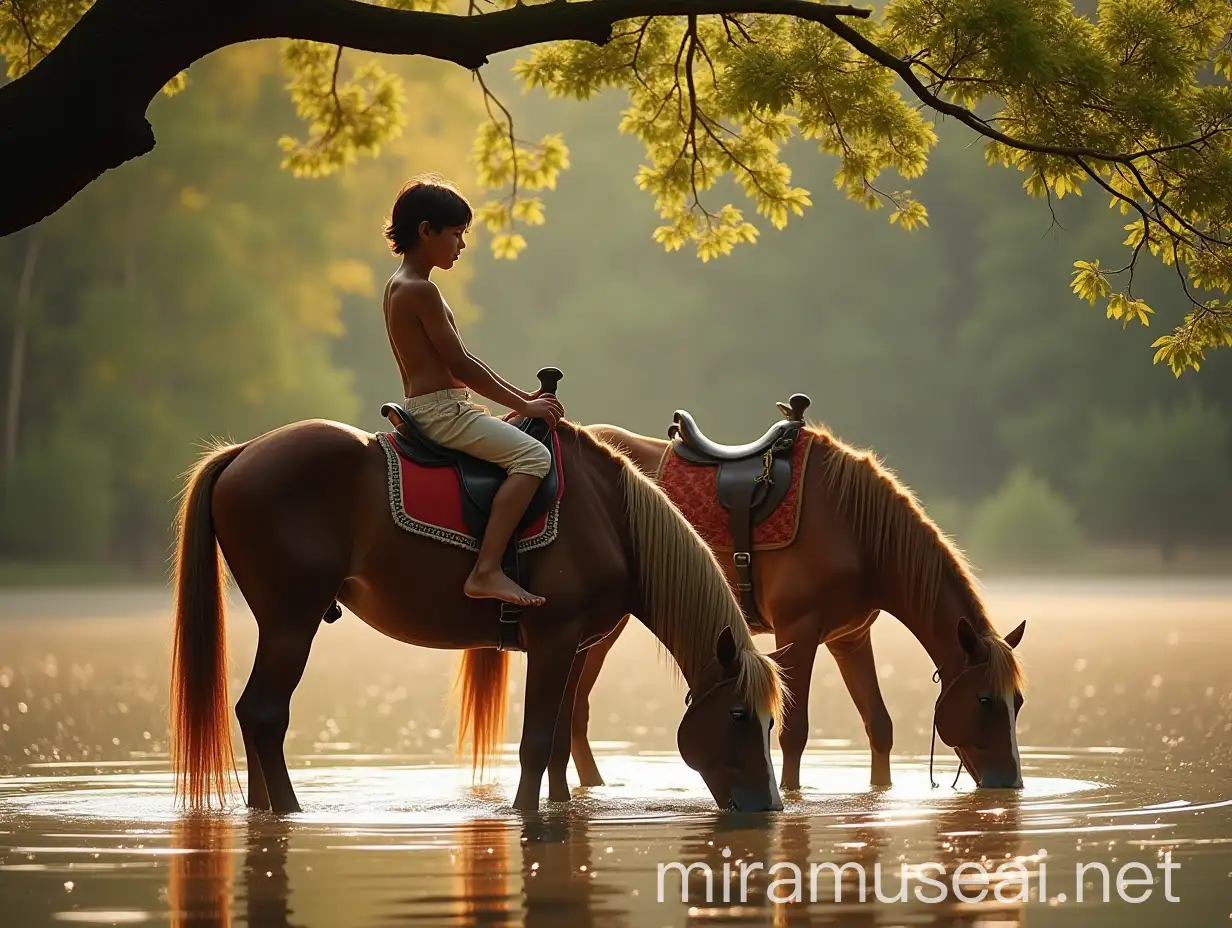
[3,233,41,495]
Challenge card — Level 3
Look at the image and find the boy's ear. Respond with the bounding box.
[418,220,431,239]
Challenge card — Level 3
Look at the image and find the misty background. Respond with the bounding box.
[2,44,1231,580]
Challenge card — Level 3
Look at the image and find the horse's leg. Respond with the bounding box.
[514,631,581,812]
[546,652,587,802]
[240,710,271,811]
[774,616,823,792]
[235,618,320,814]
[826,616,893,788]
[570,614,629,788]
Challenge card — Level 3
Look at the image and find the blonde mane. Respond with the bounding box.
[807,426,1025,694]
[582,427,787,726]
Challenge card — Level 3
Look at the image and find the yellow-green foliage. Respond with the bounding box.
[4,0,1232,370]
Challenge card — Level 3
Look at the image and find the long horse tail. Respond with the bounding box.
[170,440,248,811]
[454,649,510,780]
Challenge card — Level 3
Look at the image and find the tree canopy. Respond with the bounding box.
[2,0,1232,371]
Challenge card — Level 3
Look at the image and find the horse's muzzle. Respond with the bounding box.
[729,783,784,813]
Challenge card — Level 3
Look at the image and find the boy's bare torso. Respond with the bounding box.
[383,268,465,399]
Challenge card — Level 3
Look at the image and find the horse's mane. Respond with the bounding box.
[578,425,786,726]
[806,425,1025,694]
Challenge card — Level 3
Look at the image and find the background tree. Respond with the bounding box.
[1076,399,1232,560]
[0,45,483,565]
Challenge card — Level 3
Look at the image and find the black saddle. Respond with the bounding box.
[321,368,564,651]
[377,397,559,542]
[667,393,811,627]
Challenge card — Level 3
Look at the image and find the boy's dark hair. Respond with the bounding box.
[383,174,473,255]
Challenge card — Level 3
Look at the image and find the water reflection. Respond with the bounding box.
[773,813,890,926]
[521,815,613,927]
[243,817,300,928]
[168,815,234,928]
[929,797,1028,926]
[0,760,1224,927]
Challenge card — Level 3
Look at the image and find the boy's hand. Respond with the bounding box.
[522,396,565,428]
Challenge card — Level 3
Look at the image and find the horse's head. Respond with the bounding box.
[676,626,784,812]
[935,619,1027,789]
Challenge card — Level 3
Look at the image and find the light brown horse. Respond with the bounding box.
[568,422,1027,793]
[169,419,787,814]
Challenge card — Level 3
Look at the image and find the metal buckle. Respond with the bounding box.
[733,552,751,567]
[497,603,522,652]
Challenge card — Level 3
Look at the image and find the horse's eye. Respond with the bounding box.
[977,694,995,709]
[730,708,750,722]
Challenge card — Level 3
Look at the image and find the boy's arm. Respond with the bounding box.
[397,283,528,413]
[472,358,533,404]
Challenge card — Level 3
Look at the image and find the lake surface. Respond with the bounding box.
[0,579,1229,926]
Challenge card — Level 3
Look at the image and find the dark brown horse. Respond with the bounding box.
[568,422,1027,793]
[169,419,787,814]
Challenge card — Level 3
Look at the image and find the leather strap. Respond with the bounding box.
[717,427,802,628]
[497,544,525,651]
[721,455,765,623]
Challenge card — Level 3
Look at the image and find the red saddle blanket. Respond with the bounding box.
[376,432,562,553]
[656,433,812,552]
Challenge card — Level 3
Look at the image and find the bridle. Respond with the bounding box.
[929,665,968,789]
[686,659,973,789]
[682,659,735,716]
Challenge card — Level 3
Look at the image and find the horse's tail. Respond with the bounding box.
[170,440,248,810]
[455,649,509,780]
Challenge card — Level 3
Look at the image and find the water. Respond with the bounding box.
[1,579,1229,925]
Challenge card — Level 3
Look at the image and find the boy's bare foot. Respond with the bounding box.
[464,567,546,607]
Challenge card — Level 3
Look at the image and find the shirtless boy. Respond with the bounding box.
[382,175,564,607]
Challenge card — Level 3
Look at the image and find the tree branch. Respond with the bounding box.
[0,0,872,236]
[0,0,1225,242]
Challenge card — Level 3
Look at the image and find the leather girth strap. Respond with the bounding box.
[720,453,774,625]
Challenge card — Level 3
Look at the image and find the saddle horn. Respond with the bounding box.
[537,367,563,396]
[776,393,811,422]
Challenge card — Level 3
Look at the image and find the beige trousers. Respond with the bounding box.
[404,388,551,479]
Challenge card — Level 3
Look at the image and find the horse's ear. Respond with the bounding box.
[716,625,739,668]
[1004,620,1026,649]
[957,617,988,662]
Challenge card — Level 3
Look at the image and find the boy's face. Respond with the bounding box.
[418,222,467,270]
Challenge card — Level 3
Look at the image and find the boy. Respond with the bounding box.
[382,175,564,607]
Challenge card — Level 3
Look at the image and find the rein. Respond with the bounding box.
[687,657,970,789]
[929,666,966,789]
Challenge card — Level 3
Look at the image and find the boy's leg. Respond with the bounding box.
[466,473,545,606]
[408,393,552,605]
